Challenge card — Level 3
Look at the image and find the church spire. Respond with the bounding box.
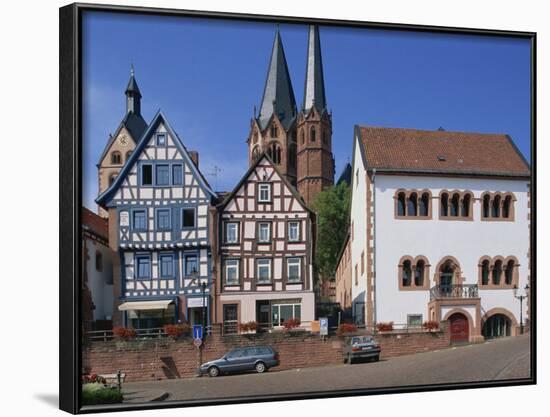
[125,64,142,115]
[257,27,297,131]
[303,25,327,113]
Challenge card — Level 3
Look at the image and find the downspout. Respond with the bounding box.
[372,168,377,326]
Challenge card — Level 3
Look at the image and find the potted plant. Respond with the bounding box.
[239,321,258,334]
[422,320,440,332]
[376,322,394,333]
[336,322,358,337]
[112,326,136,340]
[163,323,191,339]
[282,318,301,332]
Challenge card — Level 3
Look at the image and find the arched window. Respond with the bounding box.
[126,150,132,161]
[438,259,457,294]
[492,260,502,285]
[111,151,121,165]
[414,260,425,287]
[440,193,449,217]
[402,260,412,287]
[492,195,501,218]
[503,195,512,218]
[419,193,430,216]
[253,131,258,144]
[505,260,515,285]
[481,259,490,285]
[407,193,418,216]
[461,193,471,218]
[251,146,260,162]
[310,126,316,142]
[483,194,491,218]
[300,129,305,144]
[109,174,117,186]
[450,193,460,216]
[268,142,281,164]
[270,124,278,138]
[397,192,406,216]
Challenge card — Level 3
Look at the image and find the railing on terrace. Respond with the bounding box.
[430,284,479,301]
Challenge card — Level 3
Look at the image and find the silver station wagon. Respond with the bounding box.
[199,346,280,377]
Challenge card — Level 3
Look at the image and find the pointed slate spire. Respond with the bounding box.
[125,64,142,115]
[257,27,297,130]
[303,25,327,113]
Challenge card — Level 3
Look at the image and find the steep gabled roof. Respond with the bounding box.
[217,152,314,215]
[96,111,148,166]
[257,28,297,131]
[303,25,327,113]
[96,110,216,207]
[81,207,108,241]
[355,125,530,178]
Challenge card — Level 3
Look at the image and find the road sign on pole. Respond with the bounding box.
[193,338,203,348]
[193,324,203,340]
[320,317,328,337]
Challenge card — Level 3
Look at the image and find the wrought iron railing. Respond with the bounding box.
[430,284,479,301]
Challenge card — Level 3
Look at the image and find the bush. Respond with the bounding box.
[112,327,136,339]
[336,323,357,336]
[422,321,440,331]
[282,318,301,330]
[239,321,258,332]
[376,322,394,332]
[163,323,190,339]
[81,383,123,406]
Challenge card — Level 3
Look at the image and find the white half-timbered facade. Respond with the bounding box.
[96,111,217,328]
[215,154,316,332]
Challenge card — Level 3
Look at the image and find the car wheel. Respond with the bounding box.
[374,355,380,362]
[255,362,266,373]
[208,366,220,377]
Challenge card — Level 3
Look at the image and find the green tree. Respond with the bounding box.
[311,181,351,281]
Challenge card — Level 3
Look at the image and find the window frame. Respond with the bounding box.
[184,255,199,277]
[141,163,153,186]
[224,259,240,285]
[155,164,170,186]
[286,257,302,283]
[224,221,239,244]
[287,221,301,242]
[258,183,272,203]
[258,222,271,243]
[256,258,272,284]
[407,314,423,328]
[155,208,171,231]
[132,209,147,231]
[135,254,152,280]
[156,133,167,146]
[159,253,175,278]
[182,207,196,229]
[172,164,183,186]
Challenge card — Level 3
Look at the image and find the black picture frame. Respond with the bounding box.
[59,2,536,414]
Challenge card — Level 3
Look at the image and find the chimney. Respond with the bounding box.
[189,151,199,167]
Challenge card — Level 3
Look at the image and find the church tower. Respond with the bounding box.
[97,66,148,217]
[296,25,334,206]
[247,27,298,186]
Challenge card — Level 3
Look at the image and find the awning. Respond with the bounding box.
[118,300,174,311]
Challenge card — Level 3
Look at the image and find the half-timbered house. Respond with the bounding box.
[215,154,316,332]
[96,111,217,328]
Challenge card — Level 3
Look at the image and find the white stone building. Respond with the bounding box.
[345,125,531,343]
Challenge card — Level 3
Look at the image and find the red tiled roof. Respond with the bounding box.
[82,207,108,241]
[356,126,530,177]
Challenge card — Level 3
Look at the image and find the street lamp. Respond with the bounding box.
[190,268,208,339]
[513,283,530,335]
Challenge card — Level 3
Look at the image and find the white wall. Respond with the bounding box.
[373,174,529,326]
[85,238,114,321]
[349,136,368,322]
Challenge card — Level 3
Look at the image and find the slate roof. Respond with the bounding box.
[257,28,297,131]
[125,71,142,97]
[355,125,530,177]
[81,207,108,241]
[303,25,327,113]
[337,163,352,186]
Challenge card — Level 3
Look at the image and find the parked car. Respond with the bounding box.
[199,346,280,377]
[343,335,381,364]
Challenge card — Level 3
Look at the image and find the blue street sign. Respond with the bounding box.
[193,324,203,339]
[320,317,328,336]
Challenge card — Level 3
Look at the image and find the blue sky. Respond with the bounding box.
[82,11,531,211]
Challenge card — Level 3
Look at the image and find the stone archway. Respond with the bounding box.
[482,308,519,337]
[444,308,474,344]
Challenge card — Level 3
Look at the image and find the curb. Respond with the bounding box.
[150,392,170,402]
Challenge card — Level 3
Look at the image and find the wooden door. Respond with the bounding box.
[449,312,469,343]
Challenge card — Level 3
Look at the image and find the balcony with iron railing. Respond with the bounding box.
[429,284,479,301]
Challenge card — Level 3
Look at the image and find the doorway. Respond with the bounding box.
[449,312,469,344]
[482,314,512,339]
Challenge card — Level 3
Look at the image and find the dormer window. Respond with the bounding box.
[258,183,271,202]
[156,133,166,146]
